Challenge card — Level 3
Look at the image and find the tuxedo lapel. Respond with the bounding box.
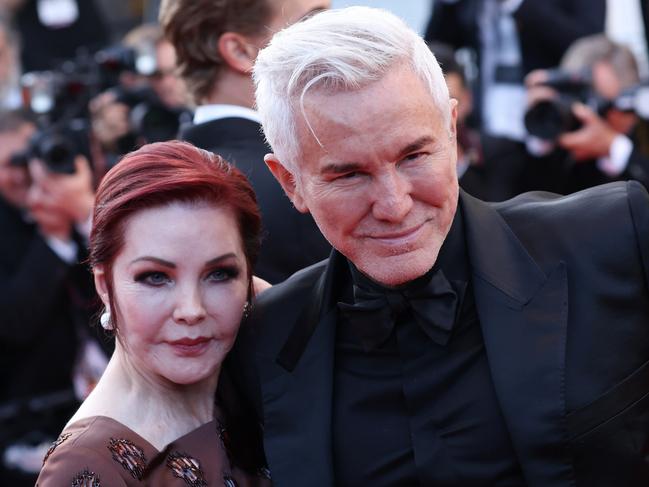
[461,192,575,487]
[257,253,347,487]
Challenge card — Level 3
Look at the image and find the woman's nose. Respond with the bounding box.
[172,284,206,325]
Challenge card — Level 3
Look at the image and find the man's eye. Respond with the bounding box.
[403,152,425,162]
[135,271,169,286]
[335,171,360,180]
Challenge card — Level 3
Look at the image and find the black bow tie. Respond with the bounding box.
[338,270,465,351]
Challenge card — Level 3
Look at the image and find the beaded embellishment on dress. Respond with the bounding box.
[43,432,72,465]
[167,451,207,487]
[71,469,101,487]
[257,466,272,480]
[107,438,147,480]
[216,419,232,461]
[223,474,238,487]
[216,420,230,449]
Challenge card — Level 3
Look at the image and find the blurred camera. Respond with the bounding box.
[10,119,91,174]
[524,68,649,141]
[16,43,185,169]
[111,85,186,144]
[20,44,156,120]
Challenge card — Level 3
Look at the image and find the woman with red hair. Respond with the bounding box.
[37,141,270,486]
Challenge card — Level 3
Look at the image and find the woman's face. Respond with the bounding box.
[95,201,249,386]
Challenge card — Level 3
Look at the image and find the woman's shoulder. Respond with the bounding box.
[36,416,154,486]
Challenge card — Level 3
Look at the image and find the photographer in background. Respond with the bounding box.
[425,0,606,141]
[0,109,106,486]
[90,23,190,167]
[524,34,649,194]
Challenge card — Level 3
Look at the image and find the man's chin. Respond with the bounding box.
[353,250,438,287]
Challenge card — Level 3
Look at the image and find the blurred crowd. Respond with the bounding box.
[0,1,190,484]
[428,0,649,199]
[1,0,649,484]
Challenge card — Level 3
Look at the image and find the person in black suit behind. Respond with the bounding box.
[431,41,530,201]
[160,0,331,284]
[228,7,649,486]
[0,110,105,485]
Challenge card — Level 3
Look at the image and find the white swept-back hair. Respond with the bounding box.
[253,6,451,173]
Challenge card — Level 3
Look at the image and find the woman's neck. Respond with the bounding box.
[69,344,220,450]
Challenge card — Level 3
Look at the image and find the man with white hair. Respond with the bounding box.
[230,6,649,486]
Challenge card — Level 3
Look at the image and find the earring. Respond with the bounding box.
[100,309,113,330]
[242,301,252,319]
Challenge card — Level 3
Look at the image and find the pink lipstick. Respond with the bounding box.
[167,337,211,357]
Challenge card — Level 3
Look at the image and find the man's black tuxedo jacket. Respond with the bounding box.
[230,182,649,487]
[180,117,330,283]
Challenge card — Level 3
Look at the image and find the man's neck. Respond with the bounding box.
[204,71,255,108]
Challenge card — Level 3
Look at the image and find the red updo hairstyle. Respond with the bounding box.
[89,140,262,324]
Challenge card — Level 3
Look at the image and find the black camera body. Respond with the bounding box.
[525,69,649,141]
[10,119,91,174]
[16,44,186,171]
[524,70,598,141]
[111,85,186,144]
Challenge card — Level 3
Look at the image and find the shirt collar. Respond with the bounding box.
[193,104,261,125]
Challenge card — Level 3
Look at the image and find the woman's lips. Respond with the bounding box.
[167,337,211,357]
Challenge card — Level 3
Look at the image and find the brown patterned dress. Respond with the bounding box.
[36,414,271,487]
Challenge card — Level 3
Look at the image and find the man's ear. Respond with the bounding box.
[264,154,309,213]
[449,98,459,138]
[94,265,110,308]
[218,32,258,74]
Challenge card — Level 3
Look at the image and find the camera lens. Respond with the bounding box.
[38,134,76,174]
[524,99,579,141]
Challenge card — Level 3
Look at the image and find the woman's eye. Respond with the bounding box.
[207,267,239,282]
[135,271,169,286]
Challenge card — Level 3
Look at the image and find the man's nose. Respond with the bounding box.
[371,167,413,222]
[172,283,206,325]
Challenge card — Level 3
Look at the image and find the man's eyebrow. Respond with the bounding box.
[397,136,436,158]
